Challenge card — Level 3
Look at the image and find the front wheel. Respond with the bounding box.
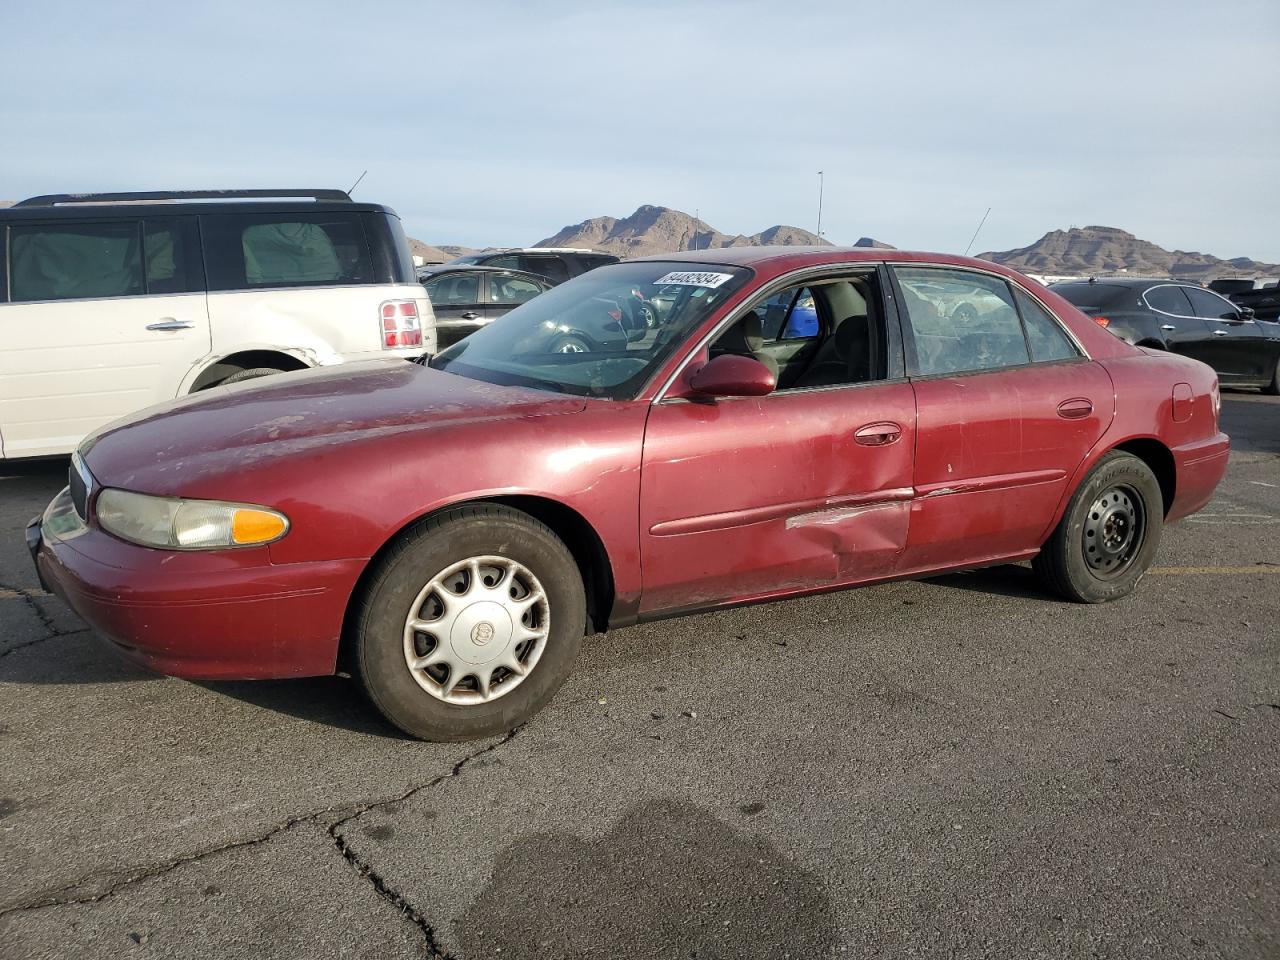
[1032,451,1163,603]
[353,504,586,741]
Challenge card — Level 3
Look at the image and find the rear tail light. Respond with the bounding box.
[380,300,423,349]
[1093,315,1111,328]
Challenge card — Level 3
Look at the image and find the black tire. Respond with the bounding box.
[1263,358,1280,396]
[1032,451,1163,603]
[353,504,585,741]
[220,366,287,385]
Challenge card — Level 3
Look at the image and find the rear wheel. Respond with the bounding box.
[353,504,585,741]
[1033,451,1163,603]
[219,366,287,386]
[1264,358,1280,396]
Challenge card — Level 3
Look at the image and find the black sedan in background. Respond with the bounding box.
[1053,278,1280,393]
[419,265,552,348]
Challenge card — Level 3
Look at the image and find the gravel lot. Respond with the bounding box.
[1,396,1277,960]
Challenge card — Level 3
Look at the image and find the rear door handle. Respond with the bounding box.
[146,319,194,331]
[1212,330,1228,337]
[1057,398,1093,420]
[1160,324,1176,331]
[854,421,902,446]
[461,311,481,321]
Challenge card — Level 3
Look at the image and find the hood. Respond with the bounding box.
[82,359,586,490]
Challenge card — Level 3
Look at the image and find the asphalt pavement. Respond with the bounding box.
[1,396,1277,959]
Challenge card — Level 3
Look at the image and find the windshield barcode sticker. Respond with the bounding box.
[654,271,734,288]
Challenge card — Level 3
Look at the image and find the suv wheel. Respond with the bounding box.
[220,367,287,386]
[1032,451,1163,603]
[353,504,585,741]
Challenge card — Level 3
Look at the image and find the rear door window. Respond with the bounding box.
[424,271,480,305]
[202,213,373,290]
[1143,285,1195,316]
[8,221,144,302]
[488,273,544,306]
[894,268,1030,375]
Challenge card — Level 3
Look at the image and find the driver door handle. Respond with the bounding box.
[1213,330,1229,337]
[1160,324,1176,331]
[146,318,193,331]
[854,422,902,446]
[461,312,481,320]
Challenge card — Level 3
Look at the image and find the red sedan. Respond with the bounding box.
[29,248,1229,740]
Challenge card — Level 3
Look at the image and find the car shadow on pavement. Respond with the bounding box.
[455,797,837,960]
[197,676,414,740]
[920,562,1060,601]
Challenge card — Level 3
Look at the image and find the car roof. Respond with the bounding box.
[419,264,549,282]
[1053,277,1198,289]
[0,189,396,220]
[628,245,1026,274]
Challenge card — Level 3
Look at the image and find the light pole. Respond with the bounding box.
[816,171,824,241]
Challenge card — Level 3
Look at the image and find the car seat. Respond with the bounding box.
[715,310,778,378]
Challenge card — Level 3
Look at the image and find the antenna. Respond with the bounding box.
[694,208,700,251]
[963,206,991,256]
[347,169,368,196]
[816,171,824,240]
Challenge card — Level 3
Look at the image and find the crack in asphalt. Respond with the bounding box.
[0,727,523,929]
[0,628,92,661]
[327,724,524,959]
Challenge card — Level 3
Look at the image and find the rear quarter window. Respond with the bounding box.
[1051,282,1133,311]
[201,212,374,291]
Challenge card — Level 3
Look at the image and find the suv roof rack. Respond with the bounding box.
[14,188,352,208]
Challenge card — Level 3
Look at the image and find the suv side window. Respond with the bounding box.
[1014,289,1080,362]
[1184,286,1240,320]
[9,221,144,302]
[519,255,570,284]
[1143,285,1194,315]
[202,213,373,290]
[895,268,1029,375]
[143,218,202,294]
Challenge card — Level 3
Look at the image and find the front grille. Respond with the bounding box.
[69,454,91,520]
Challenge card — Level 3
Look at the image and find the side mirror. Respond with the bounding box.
[688,354,776,398]
[1239,306,1256,320]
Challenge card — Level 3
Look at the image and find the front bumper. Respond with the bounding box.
[31,488,365,680]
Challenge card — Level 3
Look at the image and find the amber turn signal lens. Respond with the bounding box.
[231,509,290,545]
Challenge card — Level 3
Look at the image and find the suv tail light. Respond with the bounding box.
[380,300,422,349]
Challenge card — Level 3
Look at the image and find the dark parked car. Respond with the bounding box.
[1052,278,1280,393]
[418,264,551,349]
[447,247,619,286]
[1207,278,1280,322]
[31,248,1228,741]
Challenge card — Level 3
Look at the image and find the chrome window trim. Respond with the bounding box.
[1141,282,1247,323]
[887,261,1092,363]
[652,263,882,402]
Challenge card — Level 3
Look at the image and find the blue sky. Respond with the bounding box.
[4,0,1278,260]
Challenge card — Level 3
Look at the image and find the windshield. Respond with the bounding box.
[430,261,751,398]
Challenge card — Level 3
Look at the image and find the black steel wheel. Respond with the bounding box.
[1033,451,1163,603]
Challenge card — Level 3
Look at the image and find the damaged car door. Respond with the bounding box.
[638,269,915,614]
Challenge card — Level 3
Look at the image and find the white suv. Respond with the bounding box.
[0,189,436,459]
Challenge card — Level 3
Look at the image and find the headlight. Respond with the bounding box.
[95,489,289,550]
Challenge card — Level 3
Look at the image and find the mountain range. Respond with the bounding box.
[411,206,1275,281]
[978,226,1279,281]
